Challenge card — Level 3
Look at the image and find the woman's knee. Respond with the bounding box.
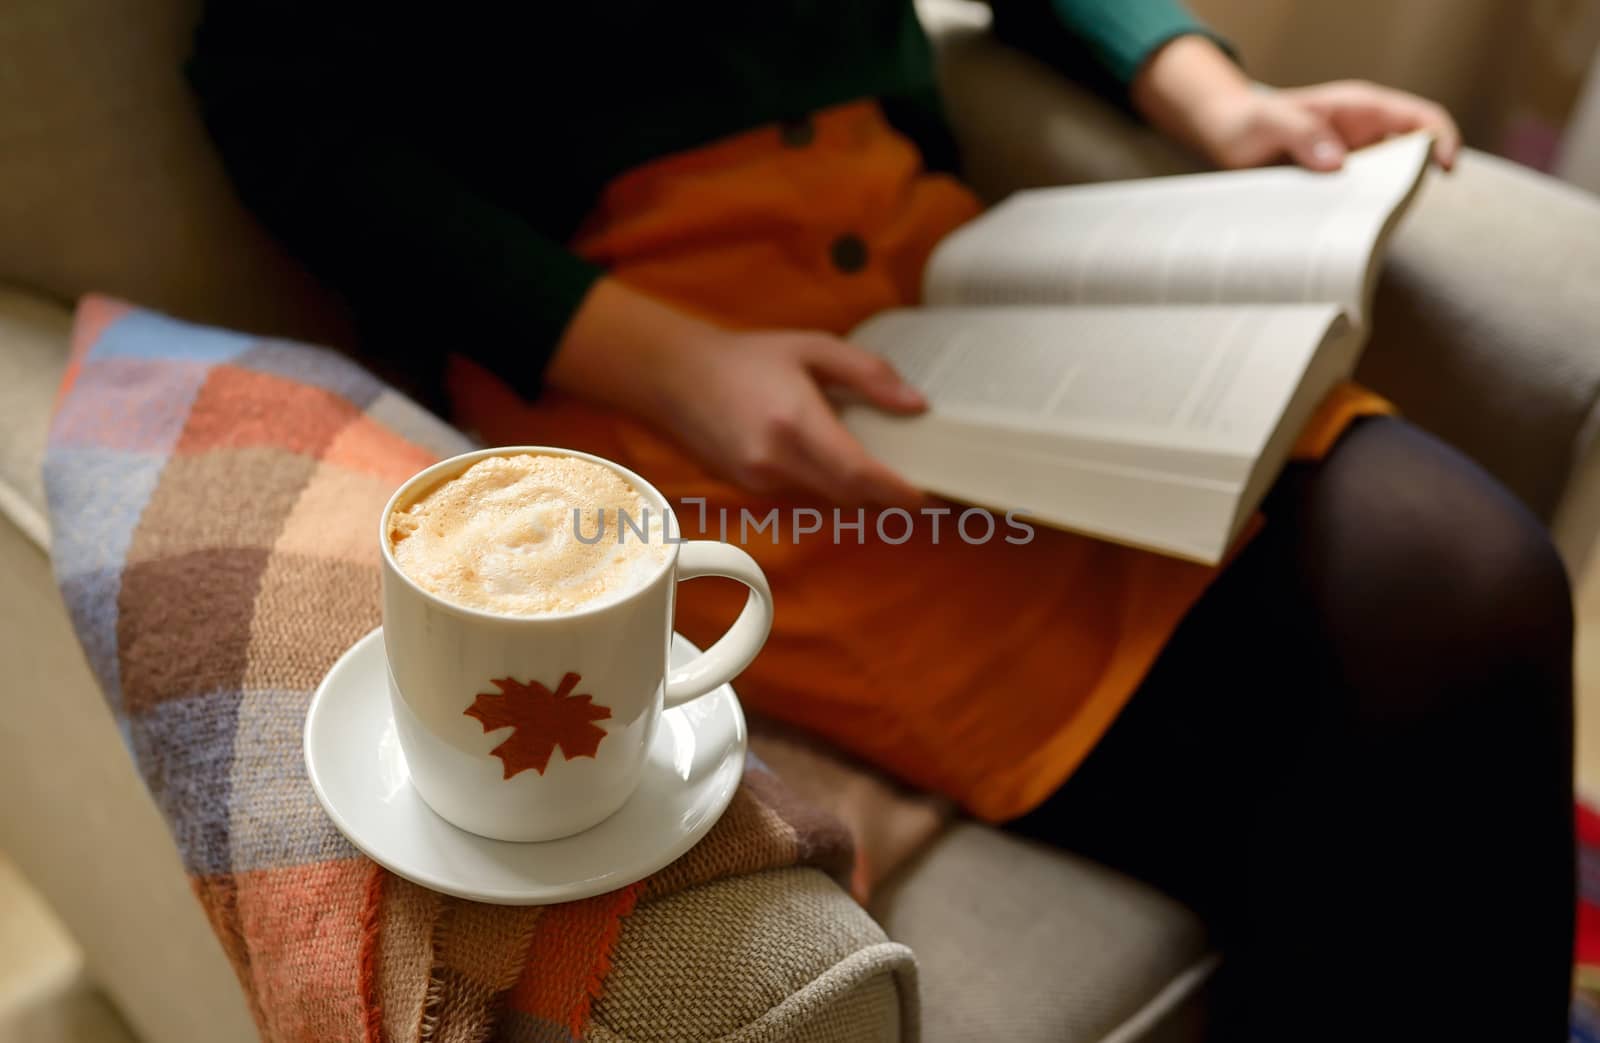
[1301,419,1572,722]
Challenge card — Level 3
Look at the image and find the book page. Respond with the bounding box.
[923,132,1430,327]
[841,303,1353,563]
[848,303,1348,460]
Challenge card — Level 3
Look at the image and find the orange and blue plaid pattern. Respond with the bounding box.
[43,295,853,1042]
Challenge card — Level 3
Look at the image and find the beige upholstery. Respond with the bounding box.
[0,0,347,343]
[0,293,258,1041]
[593,869,918,1042]
[5,0,1600,1040]
[871,826,1213,1043]
[1363,154,1600,567]
[0,289,67,546]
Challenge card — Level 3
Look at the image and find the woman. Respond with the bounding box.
[189,3,1572,1037]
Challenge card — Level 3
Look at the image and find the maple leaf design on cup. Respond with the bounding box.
[463,672,612,779]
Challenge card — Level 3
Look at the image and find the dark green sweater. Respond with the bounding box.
[188,1,1213,398]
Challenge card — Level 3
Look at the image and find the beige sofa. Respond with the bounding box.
[4,1,1600,1040]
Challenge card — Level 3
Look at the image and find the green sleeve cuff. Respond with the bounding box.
[1047,0,1228,85]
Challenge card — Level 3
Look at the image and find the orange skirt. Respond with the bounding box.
[449,101,1391,822]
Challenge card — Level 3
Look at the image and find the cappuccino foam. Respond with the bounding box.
[389,454,669,615]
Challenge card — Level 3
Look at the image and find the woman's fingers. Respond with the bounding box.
[794,340,929,504]
[1267,102,1347,171]
[1292,82,1461,171]
[791,394,926,507]
[800,335,927,414]
[1405,96,1462,169]
[700,330,929,504]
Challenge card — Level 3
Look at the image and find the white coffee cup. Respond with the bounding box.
[378,446,773,842]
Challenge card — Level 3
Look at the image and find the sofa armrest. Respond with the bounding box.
[920,0,1600,574]
[0,288,259,1043]
[594,868,917,1042]
[1359,153,1600,573]
[0,287,69,545]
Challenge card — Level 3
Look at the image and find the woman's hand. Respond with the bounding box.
[1192,81,1462,173]
[655,329,928,505]
[1132,36,1461,172]
[547,278,927,505]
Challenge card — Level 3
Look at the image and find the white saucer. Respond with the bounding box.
[304,628,747,905]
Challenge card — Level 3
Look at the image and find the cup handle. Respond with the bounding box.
[664,541,774,709]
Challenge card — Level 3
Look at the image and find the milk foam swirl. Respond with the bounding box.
[388,454,668,615]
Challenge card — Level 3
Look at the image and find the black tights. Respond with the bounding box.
[1009,417,1575,1041]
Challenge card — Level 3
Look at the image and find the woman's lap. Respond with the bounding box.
[1009,415,1575,1040]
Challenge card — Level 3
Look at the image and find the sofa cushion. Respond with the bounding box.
[870,823,1213,1043]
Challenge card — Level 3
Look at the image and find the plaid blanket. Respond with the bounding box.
[43,296,855,1042]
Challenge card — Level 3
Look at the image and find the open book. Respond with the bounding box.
[843,132,1432,564]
